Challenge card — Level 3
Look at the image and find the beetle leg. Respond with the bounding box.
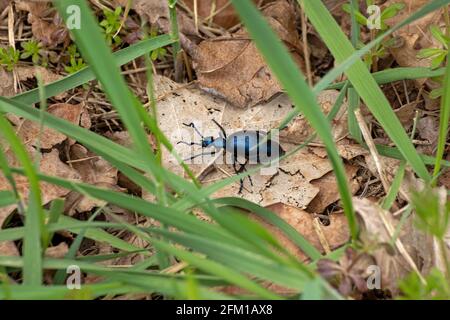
[183,150,216,161]
[233,161,245,194]
[239,159,253,187]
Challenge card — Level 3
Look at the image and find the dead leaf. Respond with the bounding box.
[307,164,360,214]
[0,66,62,98]
[64,144,119,214]
[255,203,349,261]
[45,242,69,259]
[15,1,69,46]
[13,103,90,149]
[192,0,305,108]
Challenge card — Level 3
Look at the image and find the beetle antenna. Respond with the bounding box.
[211,119,227,139]
[177,141,203,146]
[182,122,205,139]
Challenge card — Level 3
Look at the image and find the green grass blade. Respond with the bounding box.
[0,191,15,207]
[432,50,450,181]
[0,115,44,285]
[327,67,446,90]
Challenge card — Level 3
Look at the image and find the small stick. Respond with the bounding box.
[354,108,390,193]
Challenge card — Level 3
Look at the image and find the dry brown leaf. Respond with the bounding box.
[64,144,119,214]
[132,0,198,52]
[13,103,90,149]
[353,197,412,294]
[15,0,69,46]
[278,90,348,143]
[307,164,360,214]
[0,66,62,98]
[45,242,69,259]
[192,0,304,108]
[258,203,350,261]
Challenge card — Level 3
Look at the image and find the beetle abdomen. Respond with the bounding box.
[225,130,283,164]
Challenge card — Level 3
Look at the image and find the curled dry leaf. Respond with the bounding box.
[192,0,305,108]
[12,103,90,149]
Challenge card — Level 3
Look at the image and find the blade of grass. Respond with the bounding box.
[432,50,450,183]
[382,161,406,210]
[0,115,44,285]
[327,67,446,90]
[0,191,15,207]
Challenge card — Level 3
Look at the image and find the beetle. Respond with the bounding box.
[178,119,285,193]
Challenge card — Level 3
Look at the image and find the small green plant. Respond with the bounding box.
[20,40,48,66]
[0,47,19,71]
[417,25,449,69]
[150,27,167,61]
[399,268,450,300]
[99,7,123,47]
[342,1,405,69]
[417,25,449,98]
[64,44,87,73]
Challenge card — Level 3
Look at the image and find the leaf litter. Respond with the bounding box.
[3,0,450,299]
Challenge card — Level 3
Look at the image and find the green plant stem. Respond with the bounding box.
[168,0,181,81]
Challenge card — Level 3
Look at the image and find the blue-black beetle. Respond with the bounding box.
[178,120,285,193]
